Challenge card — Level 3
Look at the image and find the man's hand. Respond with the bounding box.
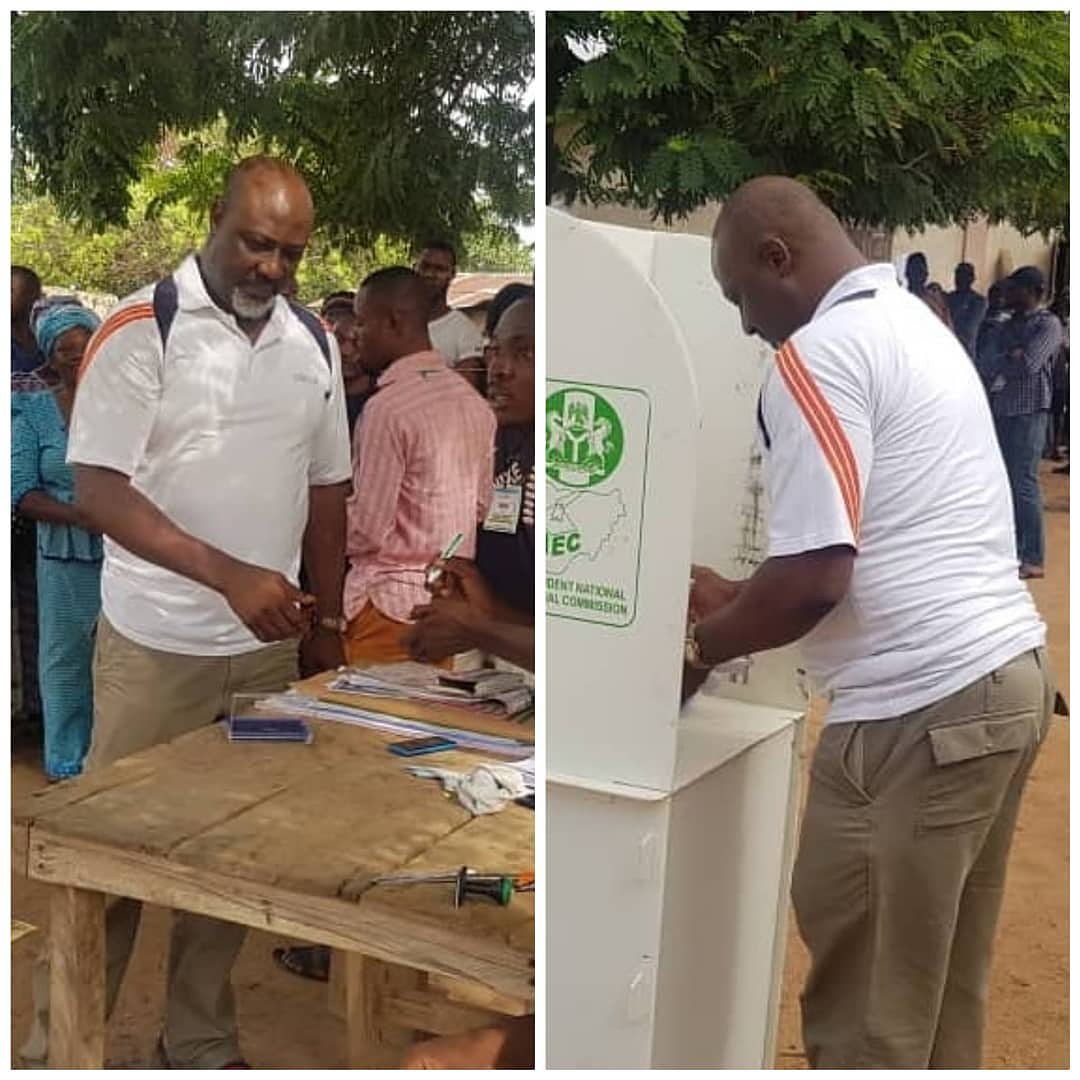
[404,597,481,663]
[299,627,346,677]
[689,564,743,622]
[436,557,505,617]
[219,562,315,642]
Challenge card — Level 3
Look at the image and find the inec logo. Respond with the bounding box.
[545,387,624,488]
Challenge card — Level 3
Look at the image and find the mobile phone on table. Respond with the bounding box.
[388,735,457,757]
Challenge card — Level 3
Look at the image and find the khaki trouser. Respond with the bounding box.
[21,616,298,1069]
[792,648,1053,1069]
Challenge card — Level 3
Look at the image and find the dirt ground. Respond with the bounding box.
[10,465,1069,1068]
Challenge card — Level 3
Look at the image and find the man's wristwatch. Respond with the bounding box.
[316,615,348,635]
[684,622,712,670]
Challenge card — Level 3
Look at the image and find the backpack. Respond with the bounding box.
[151,275,332,371]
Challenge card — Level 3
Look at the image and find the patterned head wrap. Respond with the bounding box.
[32,302,101,361]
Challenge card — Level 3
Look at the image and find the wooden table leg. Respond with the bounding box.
[343,953,424,1067]
[48,885,105,1068]
[328,948,346,1020]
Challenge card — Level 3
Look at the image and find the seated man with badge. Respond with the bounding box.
[405,294,535,671]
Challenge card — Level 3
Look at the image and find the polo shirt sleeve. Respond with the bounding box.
[309,334,353,486]
[760,333,874,558]
[67,302,162,476]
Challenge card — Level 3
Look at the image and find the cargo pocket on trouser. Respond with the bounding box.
[917,714,1033,834]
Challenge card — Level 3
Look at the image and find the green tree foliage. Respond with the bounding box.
[13,11,534,246]
[549,12,1068,233]
[12,175,530,303]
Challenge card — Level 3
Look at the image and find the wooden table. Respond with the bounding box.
[12,715,534,1068]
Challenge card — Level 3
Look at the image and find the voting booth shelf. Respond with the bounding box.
[546,209,805,1068]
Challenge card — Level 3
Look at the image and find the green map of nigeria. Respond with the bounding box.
[546,484,629,575]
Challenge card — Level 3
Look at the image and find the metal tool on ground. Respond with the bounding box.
[371,866,534,907]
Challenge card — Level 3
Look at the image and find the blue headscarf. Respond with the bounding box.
[33,302,101,362]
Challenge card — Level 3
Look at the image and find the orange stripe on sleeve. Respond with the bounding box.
[77,303,155,382]
[776,342,862,539]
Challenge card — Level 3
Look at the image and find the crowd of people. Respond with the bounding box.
[11,155,534,1069]
[903,251,1068,578]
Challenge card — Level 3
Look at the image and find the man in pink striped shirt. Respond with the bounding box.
[343,266,495,663]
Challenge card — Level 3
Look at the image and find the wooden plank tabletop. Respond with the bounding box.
[14,716,534,1000]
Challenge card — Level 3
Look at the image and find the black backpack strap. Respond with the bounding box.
[287,299,333,371]
[152,275,180,352]
[153,281,333,378]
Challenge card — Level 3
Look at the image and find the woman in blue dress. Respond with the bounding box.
[11,303,103,779]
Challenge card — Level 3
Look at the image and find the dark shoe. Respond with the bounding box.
[272,944,332,982]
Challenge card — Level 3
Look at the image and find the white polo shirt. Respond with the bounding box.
[68,254,352,656]
[760,262,1045,723]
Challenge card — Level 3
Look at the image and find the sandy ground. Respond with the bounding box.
[10,465,1069,1068]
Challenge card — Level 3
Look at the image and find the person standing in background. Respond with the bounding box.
[344,266,495,664]
[947,261,988,359]
[11,265,46,733]
[321,290,375,440]
[414,239,486,367]
[12,302,103,780]
[983,266,1063,579]
[12,265,44,373]
[905,252,953,329]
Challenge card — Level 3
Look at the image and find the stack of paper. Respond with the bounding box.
[254,691,533,758]
[330,662,533,717]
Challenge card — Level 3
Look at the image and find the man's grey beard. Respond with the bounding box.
[232,287,276,321]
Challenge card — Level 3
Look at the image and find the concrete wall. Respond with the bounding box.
[564,198,1057,297]
[892,220,1054,295]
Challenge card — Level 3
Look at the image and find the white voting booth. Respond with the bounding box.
[546,209,805,1068]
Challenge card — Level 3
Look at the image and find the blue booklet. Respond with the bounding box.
[227,716,313,744]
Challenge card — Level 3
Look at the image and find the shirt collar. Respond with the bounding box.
[173,253,289,342]
[811,262,898,322]
[377,350,447,388]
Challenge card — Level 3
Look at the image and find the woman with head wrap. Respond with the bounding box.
[11,302,103,779]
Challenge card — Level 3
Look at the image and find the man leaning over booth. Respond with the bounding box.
[685,176,1052,1070]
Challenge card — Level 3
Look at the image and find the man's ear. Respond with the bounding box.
[209,197,227,235]
[759,236,794,278]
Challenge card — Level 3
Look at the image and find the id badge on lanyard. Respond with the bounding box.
[483,484,523,534]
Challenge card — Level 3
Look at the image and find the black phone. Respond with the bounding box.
[388,735,457,757]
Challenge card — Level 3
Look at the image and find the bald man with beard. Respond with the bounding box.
[685,177,1051,1068]
[19,157,352,1068]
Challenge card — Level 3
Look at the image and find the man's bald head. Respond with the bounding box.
[202,155,315,322]
[711,175,865,347]
[219,155,314,226]
[353,267,435,375]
